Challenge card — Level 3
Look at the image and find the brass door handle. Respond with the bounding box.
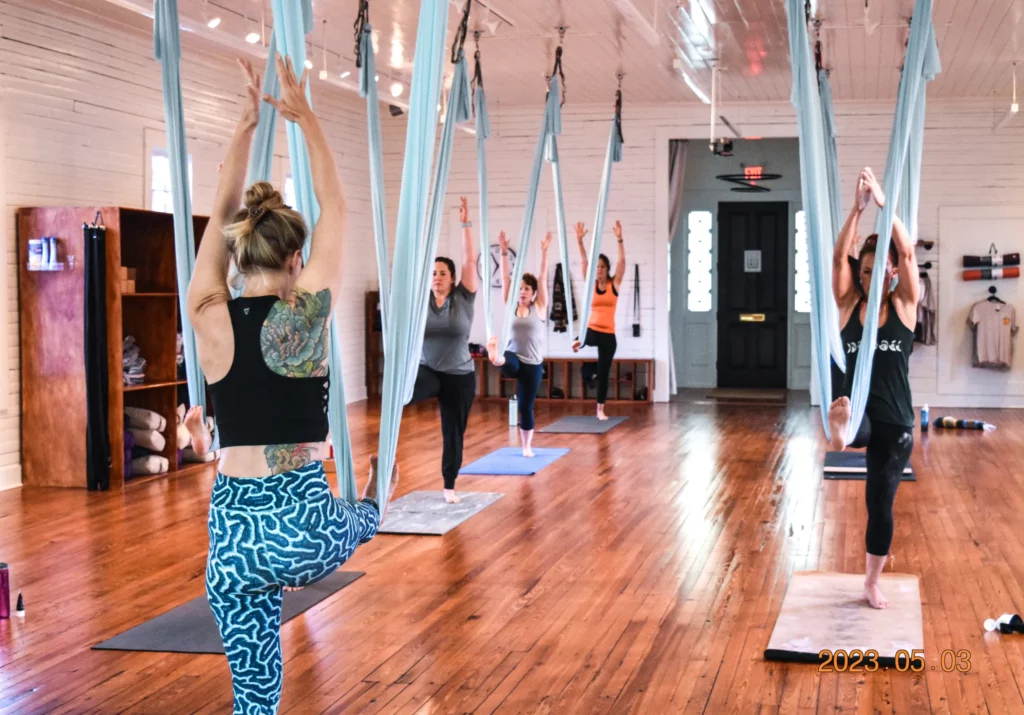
[740,313,766,322]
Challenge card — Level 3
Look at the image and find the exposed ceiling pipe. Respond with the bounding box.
[708,62,718,150]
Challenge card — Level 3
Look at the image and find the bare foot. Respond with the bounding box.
[444,489,461,504]
[184,406,213,455]
[487,337,505,366]
[827,397,851,451]
[364,455,400,520]
[596,405,609,422]
[863,582,889,609]
[522,447,535,458]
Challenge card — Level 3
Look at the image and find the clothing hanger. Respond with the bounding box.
[988,285,1006,304]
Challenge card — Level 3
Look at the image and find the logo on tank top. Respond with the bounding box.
[846,339,903,354]
[243,307,250,315]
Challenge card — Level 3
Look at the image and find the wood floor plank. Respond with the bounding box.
[2,400,1024,713]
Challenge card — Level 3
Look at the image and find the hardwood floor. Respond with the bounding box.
[2,399,1023,714]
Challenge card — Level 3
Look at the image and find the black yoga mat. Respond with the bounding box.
[823,451,915,481]
[93,571,364,654]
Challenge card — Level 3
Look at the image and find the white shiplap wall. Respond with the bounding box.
[0,0,376,489]
[382,96,1024,405]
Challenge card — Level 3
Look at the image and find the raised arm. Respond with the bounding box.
[498,230,511,304]
[459,197,479,294]
[611,220,626,290]
[536,232,552,314]
[262,56,347,306]
[187,59,260,319]
[833,169,870,309]
[863,167,920,309]
[574,222,589,279]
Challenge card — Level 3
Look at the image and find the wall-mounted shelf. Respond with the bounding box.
[26,258,74,271]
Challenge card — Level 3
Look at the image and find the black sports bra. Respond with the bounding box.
[208,297,330,448]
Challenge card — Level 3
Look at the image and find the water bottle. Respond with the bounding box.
[0,563,10,619]
[921,404,929,432]
[509,395,518,427]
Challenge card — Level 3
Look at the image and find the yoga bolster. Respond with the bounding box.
[125,406,167,432]
[128,428,166,453]
[131,455,169,476]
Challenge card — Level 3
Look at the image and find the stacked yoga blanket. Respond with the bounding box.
[123,406,217,477]
[124,407,168,477]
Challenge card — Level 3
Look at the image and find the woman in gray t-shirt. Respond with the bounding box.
[486,231,550,457]
[408,197,478,504]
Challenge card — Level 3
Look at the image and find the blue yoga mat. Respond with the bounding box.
[459,447,570,476]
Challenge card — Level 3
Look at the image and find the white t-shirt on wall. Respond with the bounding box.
[968,300,1018,369]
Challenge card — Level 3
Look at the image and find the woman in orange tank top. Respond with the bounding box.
[571,220,626,420]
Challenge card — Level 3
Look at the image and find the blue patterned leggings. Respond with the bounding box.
[206,462,380,715]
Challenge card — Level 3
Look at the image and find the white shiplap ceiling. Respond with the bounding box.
[121,0,1024,106]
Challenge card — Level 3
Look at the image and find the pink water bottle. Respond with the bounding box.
[0,563,10,619]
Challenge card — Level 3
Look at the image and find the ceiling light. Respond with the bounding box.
[390,82,404,97]
[207,17,221,29]
[340,71,351,79]
[319,69,329,80]
[304,59,313,70]
[375,74,380,82]
[246,31,261,44]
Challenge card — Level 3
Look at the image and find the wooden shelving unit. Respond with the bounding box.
[475,356,654,404]
[18,206,210,489]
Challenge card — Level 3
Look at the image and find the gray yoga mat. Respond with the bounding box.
[538,415,628,434]
[377,491,504,535]
[92,571,364,654]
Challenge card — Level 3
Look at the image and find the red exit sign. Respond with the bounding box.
[744,166,765,180]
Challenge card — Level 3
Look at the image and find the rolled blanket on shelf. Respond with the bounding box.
[124,406,166,432]
[127,428,166,453]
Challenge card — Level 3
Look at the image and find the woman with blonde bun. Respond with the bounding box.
[185,55,397,714]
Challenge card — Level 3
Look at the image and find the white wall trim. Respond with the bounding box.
[654,128,672,401]
[0,465,22,492]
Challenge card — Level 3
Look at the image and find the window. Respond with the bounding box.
[150,147,193,213]
[687,211,712,312]
[794,210,810,313]
[284,174,296,208]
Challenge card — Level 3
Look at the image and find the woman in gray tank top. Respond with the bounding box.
[486,232,551,457]
[407,197,479,504]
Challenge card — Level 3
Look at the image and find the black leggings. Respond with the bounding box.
[409,366,476,490]
[849,416,914,556]
[583,329,617,405]
[499,352,543,431]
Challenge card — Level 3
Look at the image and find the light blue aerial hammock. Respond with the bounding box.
[357,0,473,502]
[497,46,576,348]
[153,0,205,414]
[786,0,940,439]
[574,85,625,343]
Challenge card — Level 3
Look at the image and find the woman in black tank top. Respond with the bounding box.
[829,168,920,611]
[181,57,397,713]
